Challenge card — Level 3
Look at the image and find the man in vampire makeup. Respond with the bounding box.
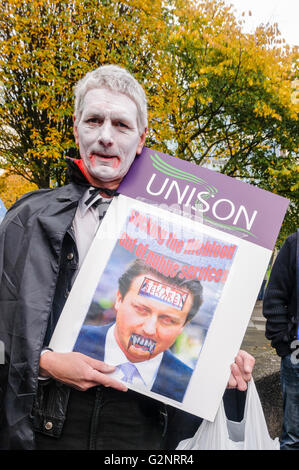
[0,65,255,450]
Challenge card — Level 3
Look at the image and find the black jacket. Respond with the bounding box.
[0,163,245,449]
[263,231,298,357]
[0,180,86,449]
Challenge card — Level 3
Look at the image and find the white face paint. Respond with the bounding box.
[74,88,146,186]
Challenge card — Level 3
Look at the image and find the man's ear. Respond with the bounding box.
[136,128,147,155]
[115,290,123,311]
[73,114,79,146]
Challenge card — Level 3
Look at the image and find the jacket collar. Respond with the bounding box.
[66,157,92,187]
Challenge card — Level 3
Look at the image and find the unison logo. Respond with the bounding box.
[147,154,258,238]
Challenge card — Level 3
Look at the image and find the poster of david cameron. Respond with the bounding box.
[73,206,238,404]
[49,148,289,420]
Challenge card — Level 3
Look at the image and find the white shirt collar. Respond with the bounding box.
[72,188,112,271]
[105,324,164,389]
[79,187,112,217]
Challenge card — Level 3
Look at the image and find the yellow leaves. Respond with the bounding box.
[280,168,291,176]
[291,79,299,105]
[198,95,212,106]
[27,126,65,162]
[0,172,38,208]
[187,97,195,108]
[254,102,283,121]
[268,160,299,188]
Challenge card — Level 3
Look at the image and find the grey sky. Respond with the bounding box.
[223,0,299,46]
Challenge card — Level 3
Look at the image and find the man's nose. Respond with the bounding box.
[98,121,113,147]
[142,316,157,336]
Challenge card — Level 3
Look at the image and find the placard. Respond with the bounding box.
[49,147,289,420]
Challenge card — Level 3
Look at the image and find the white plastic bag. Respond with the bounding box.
[176,380,280,450]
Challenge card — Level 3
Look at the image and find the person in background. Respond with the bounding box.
[258,271,268,301]
[263,229,299,450]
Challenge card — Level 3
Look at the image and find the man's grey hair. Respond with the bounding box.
[74,65,148,134]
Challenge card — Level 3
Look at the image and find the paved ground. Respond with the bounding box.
[240,300,283,439]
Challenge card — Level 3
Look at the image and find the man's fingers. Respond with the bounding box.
[82,354,115,373]
[235,350,255,379]
[82,355,128,390]
[227,350,255,390]
[234,354,250,381]
[241,350,255,374]
[89,369,128,392]
[230,363,248,391]
[227,371,238,389]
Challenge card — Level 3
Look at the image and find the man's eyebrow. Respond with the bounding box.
[84,109,135,122]
[134,297,184,319]
[132,300,152,312]
[110,112,136,123]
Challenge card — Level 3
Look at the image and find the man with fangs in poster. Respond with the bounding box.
[74,259,203,402]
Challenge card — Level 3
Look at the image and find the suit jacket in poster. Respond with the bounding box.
[73,322,193,402]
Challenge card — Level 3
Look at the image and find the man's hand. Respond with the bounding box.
[227,350,255,391]
[39,350,128,392]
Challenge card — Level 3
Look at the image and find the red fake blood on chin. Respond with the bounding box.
[90,154,97,166]
[112,157,119,169]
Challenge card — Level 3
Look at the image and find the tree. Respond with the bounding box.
[0,0,169,187]
[265,158,298,246]
[147,2,298,171]
[145,0,299,240]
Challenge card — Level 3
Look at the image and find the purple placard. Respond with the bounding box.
[118,147,289,250]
